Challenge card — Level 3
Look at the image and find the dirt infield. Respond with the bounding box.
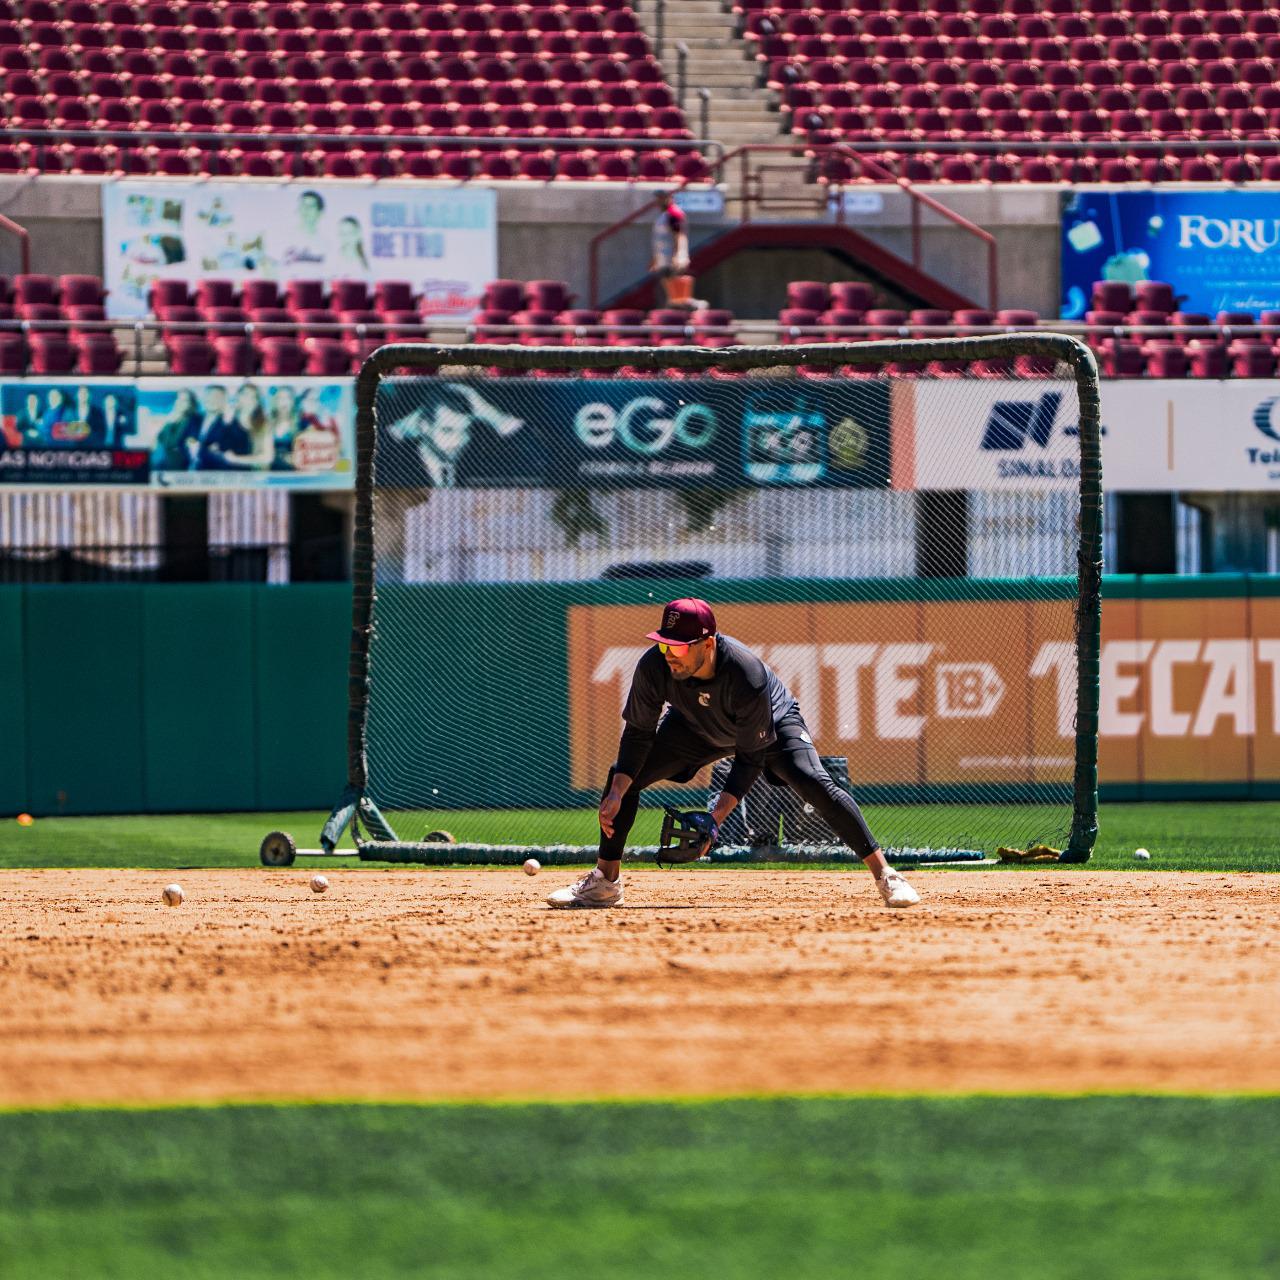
[1,868,1277,1106]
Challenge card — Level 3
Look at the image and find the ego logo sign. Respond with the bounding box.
[573,397,717,455]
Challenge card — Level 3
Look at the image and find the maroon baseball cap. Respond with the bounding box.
[646,598,717,644]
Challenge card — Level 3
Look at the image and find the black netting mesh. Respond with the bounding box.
[346,341,1099,862]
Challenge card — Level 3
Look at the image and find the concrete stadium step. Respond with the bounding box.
[635,0,787,152]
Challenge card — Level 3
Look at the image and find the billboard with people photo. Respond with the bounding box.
[103,180,497,320]
[0,377,353,489]
[134,378,354,488]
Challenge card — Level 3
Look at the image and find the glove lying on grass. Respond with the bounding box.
[996,844,1062,865]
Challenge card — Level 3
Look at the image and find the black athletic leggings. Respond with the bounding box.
[599,709,878,860]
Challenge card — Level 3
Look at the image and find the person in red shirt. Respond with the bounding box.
[650,191,691,308]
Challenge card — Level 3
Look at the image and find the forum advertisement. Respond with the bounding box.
[1060,189,1280,319]
[102,181,498,320]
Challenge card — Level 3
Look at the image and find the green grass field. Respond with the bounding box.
[4,804,1276,1277]
[1,800,1278,871]
[1,1097,1277,1279]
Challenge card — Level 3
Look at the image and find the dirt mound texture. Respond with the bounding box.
[1,868,1276,1106]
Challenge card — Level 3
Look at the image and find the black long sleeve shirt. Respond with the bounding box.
[616,633,797,798]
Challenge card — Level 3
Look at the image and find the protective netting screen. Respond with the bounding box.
[350,341,1100,862]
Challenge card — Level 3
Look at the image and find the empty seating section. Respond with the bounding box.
[739,0,1280,182]
[152,272,453,374]
[0,273,121,374]
[1,273,1273,376]
[0,1,710,182]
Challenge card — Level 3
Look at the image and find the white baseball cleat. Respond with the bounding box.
[547,867,624,910]
[876,868,921,908]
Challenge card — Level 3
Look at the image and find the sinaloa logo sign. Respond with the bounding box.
[978,390,1082,481]
[906,381,1081,490]
[1100,381,1280,492]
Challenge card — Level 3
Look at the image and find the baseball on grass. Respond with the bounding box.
[162,884,184,907]
[523,858,541,876]
[310,874,329,893]
[1134,848,1151,861]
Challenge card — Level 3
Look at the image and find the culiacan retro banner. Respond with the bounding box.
[102,180,497,320]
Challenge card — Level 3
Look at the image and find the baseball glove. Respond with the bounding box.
[996,844,1062,864]
[657,808,719,867]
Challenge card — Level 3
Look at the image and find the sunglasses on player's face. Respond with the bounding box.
[658,641,692,657]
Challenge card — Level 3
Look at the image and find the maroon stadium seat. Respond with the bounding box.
[13,275,58,306]
[214,335,256,375]
[1144,341,1190,379]
[74,333,122,375]
[1187,340,1229,379]
[0,332,27,375]
[258,336,307,376]
[1229,340,1276,378]
[787,281,831,312]
[302,336,351,375]
[29,332,77,375]
[779,308,822,343]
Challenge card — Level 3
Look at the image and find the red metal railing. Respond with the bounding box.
[0,211,31,276]
[719,142,999,308]
[587,142,1000,310]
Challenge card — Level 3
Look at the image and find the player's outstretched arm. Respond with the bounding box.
[599,772,634,838]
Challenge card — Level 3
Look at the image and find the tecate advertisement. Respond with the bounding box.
[567,595,1280,793]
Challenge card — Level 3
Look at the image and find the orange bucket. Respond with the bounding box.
[666,273,694,304]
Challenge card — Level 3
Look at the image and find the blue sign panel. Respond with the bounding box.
[1061,190,1280,319]
[375,378,891,491]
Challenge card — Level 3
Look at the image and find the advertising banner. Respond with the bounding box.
[900,379,1280,493]
[0,377,354,489]
[1061,190,1280,319]
[103,181,497,320]
[896,379,1082,492]
[1101,380,1280,492]
[376,378,891,490]
[565,590,1280,794]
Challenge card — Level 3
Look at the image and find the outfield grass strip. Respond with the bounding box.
[1,1097,1277,1280]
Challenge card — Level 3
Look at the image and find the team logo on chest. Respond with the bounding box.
[698,692,711,707]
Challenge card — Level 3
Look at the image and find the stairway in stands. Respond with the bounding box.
[633,0,799,191]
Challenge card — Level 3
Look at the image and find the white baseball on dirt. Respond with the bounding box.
[1134,848,1151,861]
[523,858,541,876]
[310,874,329,893]
[162,884,184,907]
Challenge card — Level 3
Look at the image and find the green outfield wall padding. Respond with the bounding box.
[3,583,349,817]
[254,584,350,809]
[3,575,1280,815]
[23,585,147,815]
[141,587,258,813]
[0,589,28,816]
